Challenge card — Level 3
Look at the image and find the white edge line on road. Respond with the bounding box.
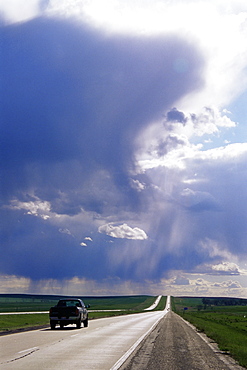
[110,296,171,370]
[18,347,39,354]
[110,312,166,370]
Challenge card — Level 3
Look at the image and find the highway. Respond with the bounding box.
[0,297,170,369]
[2,295,242,370]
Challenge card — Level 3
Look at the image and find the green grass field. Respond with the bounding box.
[173,296,247,368]
[0,294,167,334]
[0,294,157,312]
[0,314,49,333]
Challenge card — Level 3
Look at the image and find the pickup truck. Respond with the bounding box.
[49,298,89,329]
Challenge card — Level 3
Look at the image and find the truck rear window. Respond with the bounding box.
[57,300,81,307]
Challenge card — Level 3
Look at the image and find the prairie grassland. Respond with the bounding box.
[0,294,165,333]
[0,294,155,312]
[173,296,247,368]
[0,314,49,333]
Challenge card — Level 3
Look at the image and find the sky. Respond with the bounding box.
[1,0,247,297]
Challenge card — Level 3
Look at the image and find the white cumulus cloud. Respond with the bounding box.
[7,198,51,220]
[212,280,242,289]
[98,223,148,240]
[80,242,87,247]
[211,262,240,275]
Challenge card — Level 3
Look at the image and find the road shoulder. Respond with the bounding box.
[120,311,245,370]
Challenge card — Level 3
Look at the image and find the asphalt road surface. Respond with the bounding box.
[0,309,167,369]
[1,296,244,370]
[121,310,245,370]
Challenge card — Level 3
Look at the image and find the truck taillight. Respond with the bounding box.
[75,308,79,315]
[49,308,53,314]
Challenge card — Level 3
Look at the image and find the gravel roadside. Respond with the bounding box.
[120,311,245,370]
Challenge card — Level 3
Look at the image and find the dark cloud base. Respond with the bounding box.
[0,15,205,282]
[1,16,204,200]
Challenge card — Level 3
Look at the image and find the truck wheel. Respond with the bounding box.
[50,321,56,330]
[76,317,81,328]
[60,323,64,329]
[83,317,88,327]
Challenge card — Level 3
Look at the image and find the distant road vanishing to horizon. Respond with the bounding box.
[0,296,244,370]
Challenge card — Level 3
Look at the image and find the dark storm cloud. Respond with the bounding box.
[0,15,205,281]
[166,107,187,124]
[0,17,203,201]
[156,134,188,156]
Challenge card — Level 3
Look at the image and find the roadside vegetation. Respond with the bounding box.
[0,294,155,312]
[155,295,167,310]
[173,296,247,368]
[0,294,166,334]
[0,314,49,333]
